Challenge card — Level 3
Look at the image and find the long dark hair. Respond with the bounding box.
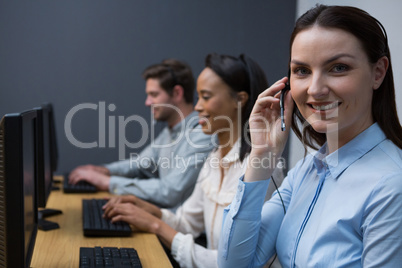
[205,53,269,161]
[290,5,402,150]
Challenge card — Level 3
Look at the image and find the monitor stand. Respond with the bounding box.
[38,208,62,231]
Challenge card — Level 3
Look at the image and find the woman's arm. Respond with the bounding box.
[106,202,177,249]
[104,167,207,251]
[362,172,402,267]
[218,78,294,267]
[171,233,219,268]
[218,176,290,268]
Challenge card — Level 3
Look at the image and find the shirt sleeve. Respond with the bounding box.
[105,142,158,178]
[108,153,209,207]
[108,127,214,208]
[171,232,218,268]
[362,171,402,267]
[218,174,291,268]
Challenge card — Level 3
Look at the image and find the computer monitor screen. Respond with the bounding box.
[34,103,62,231]
[0,110,38,268]
[48,103,58,173]
[35,105,53,208]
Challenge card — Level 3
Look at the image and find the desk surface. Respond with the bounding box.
[31,177,172,268]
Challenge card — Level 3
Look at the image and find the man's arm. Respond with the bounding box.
[109,125,214,207]
[109,150,210,207]
[105,142,157,178]
[68,142,158,190]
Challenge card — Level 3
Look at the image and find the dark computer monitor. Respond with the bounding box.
[35,105,53,207]
[47,103,59,174]
[0,110,38,268]
[34,104,62,231]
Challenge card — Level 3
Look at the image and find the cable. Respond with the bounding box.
[271,175,286,214]
[268,254,278,268]
[268,175,286,268]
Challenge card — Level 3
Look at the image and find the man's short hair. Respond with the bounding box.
[142,59,195,104]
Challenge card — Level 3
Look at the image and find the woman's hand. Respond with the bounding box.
[105,203,160,232]
[105,203,177,249]
[245,77,294,182]
[103,195,162,219]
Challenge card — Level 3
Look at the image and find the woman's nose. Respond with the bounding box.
[307,74,330,98]
[194,98,203,112]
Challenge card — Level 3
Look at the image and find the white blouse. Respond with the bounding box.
[161,139,248,268]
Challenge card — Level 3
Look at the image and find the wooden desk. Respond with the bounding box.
[31,177,172,268]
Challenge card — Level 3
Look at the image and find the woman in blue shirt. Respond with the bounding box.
[218,5,402,268]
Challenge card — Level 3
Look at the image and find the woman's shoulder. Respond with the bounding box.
[355,139,402,180]
[348,139,402,196]
[372,139,402,191]
[377,139,402,169]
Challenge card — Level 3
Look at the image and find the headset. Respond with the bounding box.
[280,83,290,131]
[269,75,290,266]
[280,70,291,132]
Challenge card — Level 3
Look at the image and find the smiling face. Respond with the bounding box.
[290,26,382,149]
[195,67,240,140]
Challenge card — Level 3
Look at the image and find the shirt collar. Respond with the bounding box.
[313,123,386,180]
[210,138,242,167]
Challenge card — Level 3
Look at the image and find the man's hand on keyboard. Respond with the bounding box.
[70,164,110,176]
[69,166,110,191]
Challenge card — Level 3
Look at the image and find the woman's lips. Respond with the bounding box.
[198,116,209,126]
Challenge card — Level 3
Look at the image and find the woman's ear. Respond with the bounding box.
[372,56,389,90]
[235,91,249,108]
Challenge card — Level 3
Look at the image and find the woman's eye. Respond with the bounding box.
[332,64,349,73]
[293,67,310,76]
[202,95,211,100]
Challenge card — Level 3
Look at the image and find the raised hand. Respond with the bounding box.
[245,77,294,182]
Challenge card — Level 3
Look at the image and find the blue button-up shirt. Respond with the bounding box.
[219,123,402,267]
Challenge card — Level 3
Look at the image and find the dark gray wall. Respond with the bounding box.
[0,0,296,173]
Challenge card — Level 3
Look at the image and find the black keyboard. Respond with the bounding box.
[83,199,132,237]
[80,246,142,268]
[63,176,97,193]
